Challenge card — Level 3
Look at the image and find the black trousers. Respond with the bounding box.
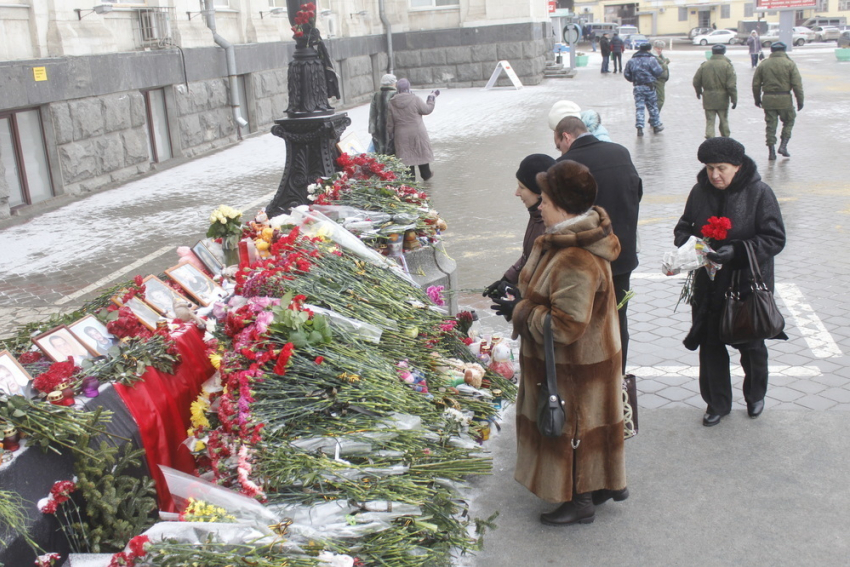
[698,312,769,415]
[612,53,623,72]
[612,272,631,372]
[407,163,432,181]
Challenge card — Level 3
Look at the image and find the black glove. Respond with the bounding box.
[696,92,701,100]
[483,279,507,298]
[731,102,737,110]
[755,99,762,108]
[797,102,803,111]
[706,245,735,264]
[490,286,521,322]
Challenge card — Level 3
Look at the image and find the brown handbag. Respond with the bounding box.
[719,240,785,345]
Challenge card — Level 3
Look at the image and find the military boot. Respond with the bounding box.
[636,127,644,137]
[777,138,790,157]
[768,145,776,161]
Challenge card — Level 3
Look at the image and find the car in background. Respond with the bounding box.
[810,25,841,41]
[689,27,712,39]
[792,26,816,43]
[618,25,639,37]
[760,26,810,46]
[623,34,649,49]
[693,29,737,45]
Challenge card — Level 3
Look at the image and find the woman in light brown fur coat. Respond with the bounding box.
[491,160,628,526]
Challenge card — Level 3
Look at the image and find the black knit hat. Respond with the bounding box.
[712,44,726,54]
[697,137,746,165]
[516,154,556,195]
[639,42,651,51]
[536,160,597,215]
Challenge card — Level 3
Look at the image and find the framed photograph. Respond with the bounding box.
[192,241,224,277]
[165,263,226,307]
[68,315,119,358]
[142,275,196,318]
[111,296,166,331]
[0,350,32,397]
[32,326,98,364]
[337,131,366,155]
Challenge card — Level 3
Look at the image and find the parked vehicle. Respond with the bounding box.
[792,26,816,43]
[802,16,846,29]
[810,25,841,41]
[760,24,809,46]
[689,27,712,39]
[736,20,768,43]
[619,25,639,36]
[693,29,737,45]
[623,34,649,49]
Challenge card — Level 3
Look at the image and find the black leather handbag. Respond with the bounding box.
[537,314,566,438]
[719,240,785,345]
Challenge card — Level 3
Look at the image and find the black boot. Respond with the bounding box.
[653,125,664,134]
[592,487,630,505]
[636,127,644,137]
[768,145,776,160]
[540,492,595,526]
[777,138,790,157]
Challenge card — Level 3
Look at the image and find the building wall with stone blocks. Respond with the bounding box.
[49,92,152,199]
[172,79,239,159]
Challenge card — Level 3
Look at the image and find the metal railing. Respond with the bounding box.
[136,7,175,49]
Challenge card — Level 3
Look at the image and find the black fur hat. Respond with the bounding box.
[516,154,556,195]
[697,137,746,165]
[536,160,597,215]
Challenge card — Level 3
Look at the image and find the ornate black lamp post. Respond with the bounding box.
[266,0,351,218]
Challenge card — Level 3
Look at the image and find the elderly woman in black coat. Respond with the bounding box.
[674,138,786,427]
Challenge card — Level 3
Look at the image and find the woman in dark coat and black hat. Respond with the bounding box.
[674,137,786,427]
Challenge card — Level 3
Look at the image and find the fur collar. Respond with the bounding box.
[697,155,760,194]
[537,206,620,263]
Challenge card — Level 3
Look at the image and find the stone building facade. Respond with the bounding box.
[0,0,553,219]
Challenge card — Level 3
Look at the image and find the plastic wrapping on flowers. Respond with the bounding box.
[160,216,514,565]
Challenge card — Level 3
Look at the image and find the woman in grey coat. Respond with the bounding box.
[386,78,438,180]
[746,30,762,68]
[673,137,785,427]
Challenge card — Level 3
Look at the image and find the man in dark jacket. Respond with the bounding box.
[483,154,556,295]
[752,42,804,160]
[554,116,643,371]
[600,34,611,73]
[624,43,664,136]
[693,44,737,139]
[368,74,397,155]
[610,33,624,73]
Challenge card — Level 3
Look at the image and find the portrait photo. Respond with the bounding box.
[142,275,195,318]
[0,350,32,397]
[115,296,166,331]
[166,263,225,307]
[68,315,118,358]
[32,326,97,364]
[192,240,224,276]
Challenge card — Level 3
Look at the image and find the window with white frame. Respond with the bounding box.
[411,0,459,8]
[721,4,730,18]
[839,0,849,9]
[744,3,754,17]
[679,7,687,20]
[815,0,828,10]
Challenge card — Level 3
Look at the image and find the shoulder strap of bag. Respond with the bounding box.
[544,313,558,399]
[743,240,767,286]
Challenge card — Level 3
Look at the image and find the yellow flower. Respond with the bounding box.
[209,353,222,369]
[190,399,210,430]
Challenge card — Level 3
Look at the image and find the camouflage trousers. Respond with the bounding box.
[633,85,661,129]
[704,108,730,138]
[764,107,796,146]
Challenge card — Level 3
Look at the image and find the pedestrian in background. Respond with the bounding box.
[693,44,737,138]
[624,43,664,136]
[387,78,439,181]
[746,30,762,68]
[600,33,611,73]
[482,153,555,297]
[652,40,670,111]
[752,41,804,160]
[610,33,624,73]
[553,116,642,371]
[368,74,397,155]
[589,29,597,52]
[673,137,786,427]
[491,159,627,527]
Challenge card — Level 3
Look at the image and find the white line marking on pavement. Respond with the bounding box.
[776,283,843,358]
[628,365,822,378]
[54,192,277,306]
[631,272,686,280]
[54,245,174,305]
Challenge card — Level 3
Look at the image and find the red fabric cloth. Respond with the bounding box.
[114,326,213,512]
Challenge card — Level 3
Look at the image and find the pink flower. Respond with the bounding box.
[254,311,275,335]
[34,553,61,567]
[426,285,446,306]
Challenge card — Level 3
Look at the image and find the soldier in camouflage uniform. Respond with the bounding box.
[652,40,670,111]
[624,42,664,137]
[752,42,804,160]
[692,44,737,139]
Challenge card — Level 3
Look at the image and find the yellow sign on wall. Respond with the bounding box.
[33,67,47,82]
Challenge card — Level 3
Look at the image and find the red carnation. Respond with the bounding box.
[701,216,732,241]
[128,535,150,558]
